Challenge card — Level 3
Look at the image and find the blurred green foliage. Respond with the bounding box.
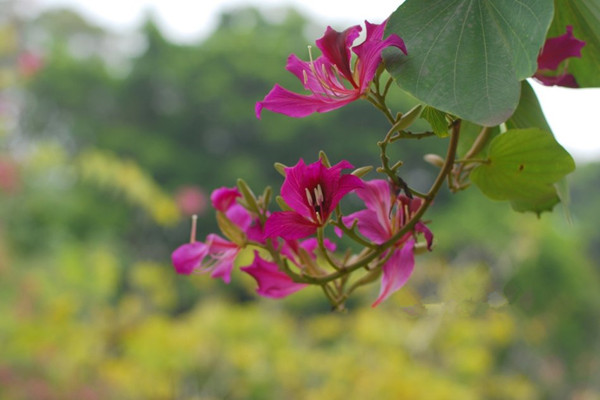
[1,4,600,400]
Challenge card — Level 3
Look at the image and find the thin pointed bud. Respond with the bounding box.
[423,154,445,168]
[261,186,272,208]
[276,195,292,212]
[393,104,423,132]
[351,165,372,178]
[216,211,246,247]
[318,150,331,167]
[189,214,198,243]
[274,162,287,177]
[237,178,260,214]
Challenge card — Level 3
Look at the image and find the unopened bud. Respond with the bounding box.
[216,211,246,247]
[351,166,373,178]
[318,150,331,167]
[274,162,287,177]
[423,154,445,168]
[237,178,260,214]
[394,104,423,131]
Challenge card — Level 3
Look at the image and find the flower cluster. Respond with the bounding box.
[171,16,586,309]
[172,158,433,307]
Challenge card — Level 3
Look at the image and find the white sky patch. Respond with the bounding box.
[32,0,600,161]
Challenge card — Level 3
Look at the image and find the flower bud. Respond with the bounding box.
[423,154,445,168]
[237,178,260,214]
[394,104,423,131]
[351,165,373,178]
[216,211,246,247]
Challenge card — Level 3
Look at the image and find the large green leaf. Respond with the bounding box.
[505,81,561,213]
[549,0,600,87]
[471,128,575,205]
[384,0,554,126]
[506,80,552,132]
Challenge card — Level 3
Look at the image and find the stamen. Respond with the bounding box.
[305,187,313,207]
[190,214,198,243]
[303,70,309,85]
[403,203,410,225]
[306,45,339,99]
[314,184,324,206]
[307,45,315,63]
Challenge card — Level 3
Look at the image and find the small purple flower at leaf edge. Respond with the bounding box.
[534,26,586,88]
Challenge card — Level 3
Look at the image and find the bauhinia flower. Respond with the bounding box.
[265,158,363,240]
[534,25,586,87]
[342,179,433,307]
[255,20,406,118]
[171,186,263,282]
[171,234,238,282]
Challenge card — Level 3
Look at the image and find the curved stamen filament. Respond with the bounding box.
[306,45,348,99]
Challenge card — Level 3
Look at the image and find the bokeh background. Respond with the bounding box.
[1,2,600,399]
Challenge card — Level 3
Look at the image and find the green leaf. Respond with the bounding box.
[421,106,449,137]
[506,81,552,132]
[471,128,575,209]
[509,187,560,215]
[384,0,554,126]
[549,0,600,87]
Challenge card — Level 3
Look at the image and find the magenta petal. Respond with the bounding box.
[316,25,362,84]
[286,54,346,95]
[241,251,307,298]
[300,237,337,254]
[211,187,241,211]
[353,21,407,92]
[264,211,318,240]
[255,84,353,118]
[343,209,391,245]
[372,239,416,307]
[171,242,208,275]
[225,203,252,230]
[415,222,434,250]
[534,72,579,88]
[329,173,364,211]
[353,179,392,231]
[538,26,585,70]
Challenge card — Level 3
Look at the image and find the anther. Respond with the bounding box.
[314,184,324,206]
[305,187,313,207]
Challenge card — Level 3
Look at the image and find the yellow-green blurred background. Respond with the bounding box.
[1,4,600,400]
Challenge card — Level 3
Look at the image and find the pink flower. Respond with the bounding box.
[171,186,263,282]
[342,180,433,307]
[255,20,406,118]
[171,234,238,282]
[241,251,308,299]
[534,26,586,87]
[265,158,363,240]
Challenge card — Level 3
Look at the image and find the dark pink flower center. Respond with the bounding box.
[304,183,327,223]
